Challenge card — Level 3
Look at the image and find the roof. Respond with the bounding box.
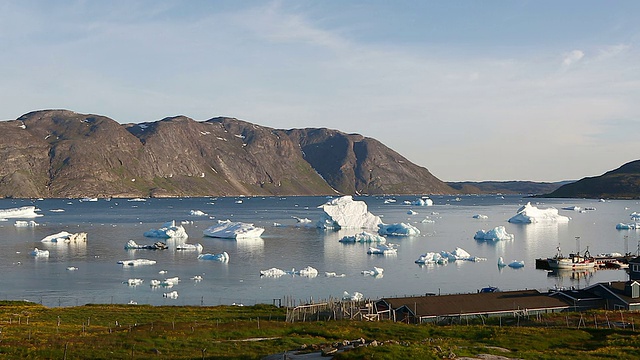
[379,290,570,318]
[586,281,640,306]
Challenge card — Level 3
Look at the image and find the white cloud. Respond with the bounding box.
[562,49,585,66]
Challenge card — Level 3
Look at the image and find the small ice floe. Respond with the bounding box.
[472,214,488,219]
[508,202,569,224]
[197,251,230,262]
[117,259,157,267]
[143,220,188,239]
[508,260,525,268]
[161,277,180,287]
[562,206,582,211]
[498,257,506,267]
[159,270,168,274]
[128,198,147,202]
[203,220,264,239]
[439,247,486,262]
[325,272,346,278]
[149,279,161,287]
[66,266,78,271]
[402,200,411,205]
[41,231,87,243]
[235,200,243,204]
[421,218,435,224]
[30,248,49,257]
[316,196,382,230]
[361,267,384,277]
[190,275,203,281]
[190,210,208,216]
[128,300,138,305]
[292,216,312,224]
[125,278,144,286]
[616,223,640,230]
[49,209,65,212]
[415,252,448,265]
[295,266,318,278]
[163,291,179,299]
[175,243,203,252]
[630,212,640,220]
[339,231,386,243]
[260,268,287,277]
[15,220,39,227]
[378,223,420,236]
[0,206,43,219]
[407,209,418,215]
[413,197,434,206]
[367,243,397,255]
[124,240,168,250]
[343,291,364,301]
[474,226,514,241]
[383,198,396,204]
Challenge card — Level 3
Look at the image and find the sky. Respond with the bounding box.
[1,0,639,182]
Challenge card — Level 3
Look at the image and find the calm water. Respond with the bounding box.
[1,195,639,307]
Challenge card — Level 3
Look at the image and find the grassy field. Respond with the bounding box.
[1,301,640,359]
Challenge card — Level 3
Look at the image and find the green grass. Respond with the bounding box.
[1,302,640,359]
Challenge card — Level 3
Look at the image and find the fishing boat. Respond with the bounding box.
[546,246,596,270]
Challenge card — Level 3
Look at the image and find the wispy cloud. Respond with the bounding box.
[562,49,585,66]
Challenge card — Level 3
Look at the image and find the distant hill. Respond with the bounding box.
[544,160,640,199]
[447,181,572,195]
[0,109,455,198]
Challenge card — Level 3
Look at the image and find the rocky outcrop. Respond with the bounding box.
[0,109,455,198]
[545,160,640,199]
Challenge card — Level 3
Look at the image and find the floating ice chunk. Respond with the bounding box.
[30,248,49,257]
[0,206,43,219]
[421,218,435,223]
[15,220,39,227]
[630,212,640,220]
[378,223,420,236]
[190,210,208,216]
[498,257,506,267]
[412,198,433,206]
[292,216,312,224]
[343,291,364,301]
[474,226,514,241]
[440,247,473,261]
[325,272,346,278]
[117,259,157,266]
[149,279,161,287]
[508,202,570,224]
[383,198,396,204]
[415,252,448,265]
[163,291,179,299]
[297,266,319,278]
[197,251,230,262]
[562,206,582,211]
[158,270,168,274]
[260,268,286,277]
[143,220,188,239]
[361,267,383,276]
[472,214,488,219]
[407,210,418,215]
[50,209,65,212]
[128,198,147,202]
[203,220,264,239]
[161,277,180,287]
[125,278,144,286]
[124,240,167,250]
[339,231,386,243]
[316,196,382,230]
[367,243,397,255]
[191,275,203,281]
[41,231,87,243]
[508,260,525,268]
[176,243,203,252]
[67,266,78,271]
[617,223,640,230]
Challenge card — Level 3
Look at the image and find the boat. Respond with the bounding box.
[546,246,596,270]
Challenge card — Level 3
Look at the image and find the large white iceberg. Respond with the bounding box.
[0,206,42,220]
[41,231,87,243]
[415,252,448,265]
[197,251,230,262]
[316,196,382,229]
[508,202,570,224]
[474,226,514,241]
[203,220,264,239]
[339,231,386,243]
[367,243,397,255]
[143,221,188,239]
[378,223,420,236]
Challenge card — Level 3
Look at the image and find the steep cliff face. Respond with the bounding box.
[0,109,454,198]
[546,160,640,199]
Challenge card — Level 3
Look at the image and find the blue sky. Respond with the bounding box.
[1,0,639,182]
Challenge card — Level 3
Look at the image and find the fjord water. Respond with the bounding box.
[1,196,638,307]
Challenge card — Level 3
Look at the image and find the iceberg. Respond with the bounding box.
[197,251,230,262]
[163,290,179,299]
[325,272,346,278]
[203,220,264,239]
[41,231,87,243]
[297,266,319,278]
[15,220,39,227]
[378,223,420,236]
[415,252,448,265]
[343,291,364,301]
[508,260,525,268]
[407,210,418,215]
[190,210,207,216]
[143,221,188,239]
[508,202,570,224]
[474,226,514,241]
[125,278,144,286]
[66,266,78,271]
[316,196,382,230]
[160,277,180,287]
[367,243,397,255]
[124,240,168,250]
[498,257,506,267]
[412,198,433,206]
[616,223,640,230]
[339,231,386,243]
[260,267,287,277]
[117,259,157,266]
[562,206,582,211]
[176,243,204,252]
[30,247,49,257]
[361,267,384,277]
[472,214,488,219]
[0,206,42,220]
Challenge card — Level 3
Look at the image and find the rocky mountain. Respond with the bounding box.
[545,160,640,199]
[447,180,571,195]
[0,110,455,198]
